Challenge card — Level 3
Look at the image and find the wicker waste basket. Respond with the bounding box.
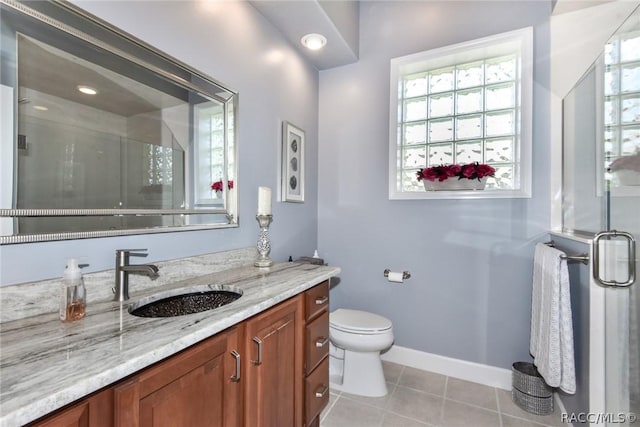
[511,362,554,415]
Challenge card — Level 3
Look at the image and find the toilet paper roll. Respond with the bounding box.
[387,271,404,283]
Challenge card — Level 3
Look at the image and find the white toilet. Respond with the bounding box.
[329,308,394,397]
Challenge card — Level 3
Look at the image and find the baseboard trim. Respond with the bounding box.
[380,345,512,390]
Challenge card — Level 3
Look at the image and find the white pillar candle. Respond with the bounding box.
[257,186,272,215]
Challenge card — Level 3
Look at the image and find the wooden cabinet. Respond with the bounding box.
[113,327,241,427]
[244,295,304,427]
[28,389,113,427]
[242,281,329,427]
[28,280,330,427]
[303,281,330,426]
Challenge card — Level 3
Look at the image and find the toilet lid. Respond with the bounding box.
[330,309,392,333]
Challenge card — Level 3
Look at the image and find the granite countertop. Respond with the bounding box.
[0,262,340,427]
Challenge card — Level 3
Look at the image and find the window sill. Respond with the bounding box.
[389,188,531,200]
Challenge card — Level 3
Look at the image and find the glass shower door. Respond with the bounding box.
[602,11,640,423]
[562,5,639,424]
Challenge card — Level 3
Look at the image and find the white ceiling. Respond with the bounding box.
[248,0,359,70]
[552,0,615,15]
[251,0,622,69]
[253,0,613,68]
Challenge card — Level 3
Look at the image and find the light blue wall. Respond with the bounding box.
[318,1,552,369]
[0,1,319,285]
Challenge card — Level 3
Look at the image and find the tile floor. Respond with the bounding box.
[320,362,566,427]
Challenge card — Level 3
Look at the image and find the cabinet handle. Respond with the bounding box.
[230,350,241,382]
[252,336,263,366]
[315,337,329,348]
[315,296,328,305]
[315,385,329,398]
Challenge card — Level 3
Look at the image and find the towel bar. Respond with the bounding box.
[544,241,589,265]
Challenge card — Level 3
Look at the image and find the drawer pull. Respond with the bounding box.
[315,296,328,305]
[230,350,241,382]
[252,337,263,366]
[315,385,329,398]
[315,337,329,348]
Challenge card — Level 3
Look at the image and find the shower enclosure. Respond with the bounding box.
[562,5,639,424]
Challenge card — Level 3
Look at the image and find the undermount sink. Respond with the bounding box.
[129,285,243,318]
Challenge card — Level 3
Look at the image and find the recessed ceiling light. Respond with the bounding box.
[77,85,98,95]
[301,33,327,51]
[33,105,48,111]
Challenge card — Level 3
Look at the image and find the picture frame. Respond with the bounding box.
[281,121,305,203]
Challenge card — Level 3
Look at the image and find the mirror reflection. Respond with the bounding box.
[602,9,640,187]
[0,1,238,243]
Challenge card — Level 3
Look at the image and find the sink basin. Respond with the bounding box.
[129,285,243,318]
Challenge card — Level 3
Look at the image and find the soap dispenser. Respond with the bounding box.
[60,258,86,322]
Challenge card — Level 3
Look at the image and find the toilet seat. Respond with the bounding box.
[330,309,392,334]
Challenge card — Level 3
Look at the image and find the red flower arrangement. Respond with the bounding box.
[211,179,234,192]
[416,162,496,182]
[609,154,640,173]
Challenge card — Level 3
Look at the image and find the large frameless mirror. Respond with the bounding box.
[0,0,238,244]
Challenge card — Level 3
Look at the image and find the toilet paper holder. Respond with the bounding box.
[383,269,411,280]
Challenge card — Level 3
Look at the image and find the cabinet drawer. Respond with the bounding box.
[305,310,329,374]
[305,357,329,425]
[305,281,329,321]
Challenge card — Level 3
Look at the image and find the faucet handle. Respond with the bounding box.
[116,248,148,256]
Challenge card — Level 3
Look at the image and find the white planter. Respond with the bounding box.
[423,177,487,191]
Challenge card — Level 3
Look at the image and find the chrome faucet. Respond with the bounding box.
[113,249,159,302]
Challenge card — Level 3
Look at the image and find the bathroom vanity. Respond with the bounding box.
[0,261,338,427]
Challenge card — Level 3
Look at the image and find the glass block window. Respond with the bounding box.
[145,144,174,186]
[389,28,533,199]
[194,102,227,205]
[604,30,640,177]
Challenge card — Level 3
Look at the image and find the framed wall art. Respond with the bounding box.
[282,121,305,203]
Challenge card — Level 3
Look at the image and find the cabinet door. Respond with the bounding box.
[29,402,89,427]
[245,296,304,427]
[28,389,113,427]
[223,326,243,427]
[114,328,241,427]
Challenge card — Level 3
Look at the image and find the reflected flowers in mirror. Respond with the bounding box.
[211,180,234,197]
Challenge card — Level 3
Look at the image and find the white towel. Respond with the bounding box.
[530,242,576,394]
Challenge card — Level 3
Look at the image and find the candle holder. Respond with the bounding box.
[254,214,273,268]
